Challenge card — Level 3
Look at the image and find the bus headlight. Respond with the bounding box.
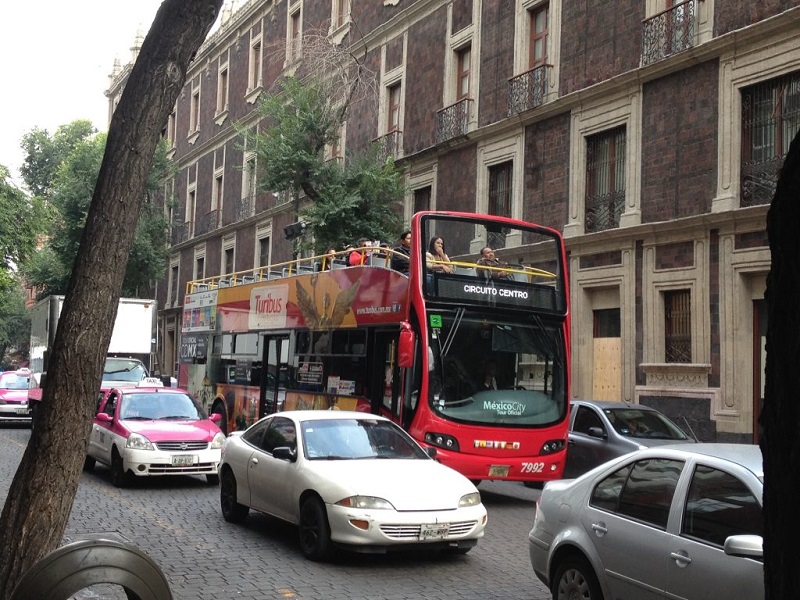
[424,432,460,452]
[539,439,565,455]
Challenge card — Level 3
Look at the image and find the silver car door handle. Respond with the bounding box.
[591,523,607,535]
[670,551,692,565]
[250,457,259,465]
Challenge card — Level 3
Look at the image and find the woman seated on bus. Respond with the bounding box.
[321,247,338,270]
[348,238,372,266]
[426,236,454,274]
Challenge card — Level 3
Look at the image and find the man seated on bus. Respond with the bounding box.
[390,230,412,274]
[476,247,510,281]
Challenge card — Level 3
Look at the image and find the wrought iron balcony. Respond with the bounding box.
[373,130,402,162]
[641,0,696,66]
[171,221,192,245]
[585,190,624,233]
[436,98,473,144]
[236,194,255,221]
[196,209,220,236]
[740,156,782,207]
[508,65,550,117]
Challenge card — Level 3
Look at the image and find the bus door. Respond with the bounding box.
[370,330,402,422]
[260,333,290,416]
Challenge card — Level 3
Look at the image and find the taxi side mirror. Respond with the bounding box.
[95,413,114,423]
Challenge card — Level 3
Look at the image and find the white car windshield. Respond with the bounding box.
[301,419,429,460]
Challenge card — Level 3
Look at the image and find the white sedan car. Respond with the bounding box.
[219,410,488,560]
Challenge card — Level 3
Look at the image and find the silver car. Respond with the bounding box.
[565,399,695,478]
[529,444,763,600]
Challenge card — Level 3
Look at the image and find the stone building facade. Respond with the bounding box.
[106,0,800,443]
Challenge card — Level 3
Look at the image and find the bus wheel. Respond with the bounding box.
[212,400,228,435]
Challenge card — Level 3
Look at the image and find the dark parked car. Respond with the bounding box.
[565,399,694,478]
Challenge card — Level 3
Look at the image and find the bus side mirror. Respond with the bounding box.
[398,322,415,368]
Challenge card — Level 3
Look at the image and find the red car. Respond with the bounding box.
[85,380,225,487]
[0,368,33,424]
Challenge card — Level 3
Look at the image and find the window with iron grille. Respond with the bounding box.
[488,161,513,217]
[169,265,179,305]
[414,186,431,214]
[665,289,691,363]
[195,257,205,281]
[741,71,800,206]
[585,126,626,232]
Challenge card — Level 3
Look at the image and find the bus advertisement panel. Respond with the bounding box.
[180,211,570,484]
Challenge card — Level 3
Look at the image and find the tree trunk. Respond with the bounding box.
[763,130,800,598]
[0,2,221,597]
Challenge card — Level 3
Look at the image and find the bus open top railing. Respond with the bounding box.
[185,247,558,294]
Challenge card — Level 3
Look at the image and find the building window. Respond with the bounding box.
[388,83,402,132]
[224,247,234,275]
[190,88,200,133]
[665,289,691,363]
[741,70,800,207]
[414,186,431,214]
[213,173,223,213]
[529,3,548,68]
[258,236,271,267]
[334,0,348,28]
[585,126,626,233]
[217,66,229,114]
[456,45,471,100]
[488,161,513,218]
[289,9,302,63]
[169,263,179,306]
[195,256,205,280]
[186,188,196,237]
[249,40,262,90]
[162,109,177,147]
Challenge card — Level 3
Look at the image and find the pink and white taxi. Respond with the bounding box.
[86,379,225,487]
[0,368,33,424]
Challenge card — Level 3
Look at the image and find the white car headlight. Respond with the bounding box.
[210,431,226,449]
[459,492,481,507]
[335,496,396,510]
[126,433,154,451]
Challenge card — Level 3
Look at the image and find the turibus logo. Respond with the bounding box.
[249,285,289,329]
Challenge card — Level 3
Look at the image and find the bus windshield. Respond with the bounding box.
[427,309,567,427]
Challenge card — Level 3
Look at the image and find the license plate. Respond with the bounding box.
[171,455,195,466]
[489,465,510,477]
[15,408,29,415]
[419,523,449,541]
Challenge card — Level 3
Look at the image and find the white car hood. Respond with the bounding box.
[308,459,476,511]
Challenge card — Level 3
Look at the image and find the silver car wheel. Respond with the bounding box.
[553,556,603,600]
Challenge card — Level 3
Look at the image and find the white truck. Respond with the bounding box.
[28,296,156,401]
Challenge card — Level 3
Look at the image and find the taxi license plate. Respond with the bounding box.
[419,523,449,541]
[15,408,29,415]
[489,465,510,477]
[172,455,195,466]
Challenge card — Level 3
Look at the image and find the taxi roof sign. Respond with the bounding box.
[137,377,164,388]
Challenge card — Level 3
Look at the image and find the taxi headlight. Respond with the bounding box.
[210,432,226,449]
[459,492,481,507]
[126,433,154,451]
[335,496,395,510]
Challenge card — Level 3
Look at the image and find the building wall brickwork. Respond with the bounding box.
[641,60,718,222]
[715,0,800,36]
[523,113,571,231]
[655,241,694,270]
[478,0,515,127]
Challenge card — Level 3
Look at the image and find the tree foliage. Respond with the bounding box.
[18,128,173,299]
[0,277,29,369]
[0,165,49,273]
[19,120,96,198]
[246,72,403,253]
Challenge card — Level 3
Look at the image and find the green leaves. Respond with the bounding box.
[246,76,404,253]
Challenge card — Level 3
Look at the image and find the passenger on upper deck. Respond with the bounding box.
[390,230,412,274]
[348,238,371,266]
[476,246,509,280]
[426,237,454,274]
[322,247,338,270]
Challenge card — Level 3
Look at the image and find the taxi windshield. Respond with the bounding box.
[119,392,203,420]
[0,373,30,390]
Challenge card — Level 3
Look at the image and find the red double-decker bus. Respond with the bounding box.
[179,211,570,484]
